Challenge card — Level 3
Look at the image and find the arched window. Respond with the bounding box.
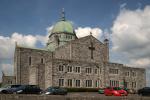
[41,58,44,64]
[29,56,31,65]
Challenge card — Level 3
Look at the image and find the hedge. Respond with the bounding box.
[65,88,99,92]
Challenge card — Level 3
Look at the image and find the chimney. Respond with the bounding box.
[104,39,109,62]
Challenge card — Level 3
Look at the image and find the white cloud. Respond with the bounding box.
[12,32,37,47]
[1,63,13,76]
[36,35,48,46]
[46,26,53,33]
[111,5,150,67]
[0,32,38,59]
[0,32,49,75]
[129,58,150,67]
[0,36,14,59]
[38,26,53,45]
[46,26,104,41]
[75,27,103,39]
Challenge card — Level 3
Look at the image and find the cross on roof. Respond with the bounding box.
[61,8,65,21]
[90,32,92,35]
[89,42,95,59]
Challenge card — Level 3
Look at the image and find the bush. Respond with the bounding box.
[66,88,99,92]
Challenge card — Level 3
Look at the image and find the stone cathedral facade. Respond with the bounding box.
[14,11,146,90]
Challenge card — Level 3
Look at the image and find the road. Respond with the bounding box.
[67,92,139,97]
[0,93,150,100]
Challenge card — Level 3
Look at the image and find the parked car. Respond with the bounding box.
[98,88,104,94]
[0,85,21,94]
[44,86,67,95]
[138,87,150,96]
[127,89,136,94]
[1,85,42,94]
[104,87,128,96]
[122,87,128,92]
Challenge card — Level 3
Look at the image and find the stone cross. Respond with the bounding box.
[89,42,95,59]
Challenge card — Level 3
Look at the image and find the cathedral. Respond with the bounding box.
[14,10,146,90]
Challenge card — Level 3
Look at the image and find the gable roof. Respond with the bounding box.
[71,35,104,45]
[15,45,49,52]
[55,35,104,51]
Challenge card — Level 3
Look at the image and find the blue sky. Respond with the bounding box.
[0,0,150,86]
[0,0,149,36]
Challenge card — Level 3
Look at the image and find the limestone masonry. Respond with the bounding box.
[12,10,145,90]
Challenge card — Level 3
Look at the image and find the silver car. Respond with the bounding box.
[0,85,21,93]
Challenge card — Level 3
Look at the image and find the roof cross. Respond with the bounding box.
[89,42,95,59]
[89,33,95,59]
[90,32,92,36]
[61,8,65,21]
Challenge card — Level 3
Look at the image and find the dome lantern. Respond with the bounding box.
[46,9,77,51]
[60,8,65,21]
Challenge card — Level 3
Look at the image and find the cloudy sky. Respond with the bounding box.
[0,0,150,85]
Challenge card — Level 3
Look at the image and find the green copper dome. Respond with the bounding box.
[46,9,78,52]
[51,20,74,34]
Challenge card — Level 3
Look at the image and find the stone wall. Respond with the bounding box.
[14,46,21,84]
[38,64,46,89]
[54,42,71,60]
[29,65,37,85]
[45,61,53,89]
[104,63,124,87]
[29,64,45,89]
[2,76,16,86]
[104,62,146,90]
[14,46,52,85]
[54,36,106,63]
[122,66,146,90]
[51,59,104,88]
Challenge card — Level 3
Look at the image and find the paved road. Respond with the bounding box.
[38,92,146,98]
[67,92,138,96]
[0,93,149,100]
[65,93,150,100]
